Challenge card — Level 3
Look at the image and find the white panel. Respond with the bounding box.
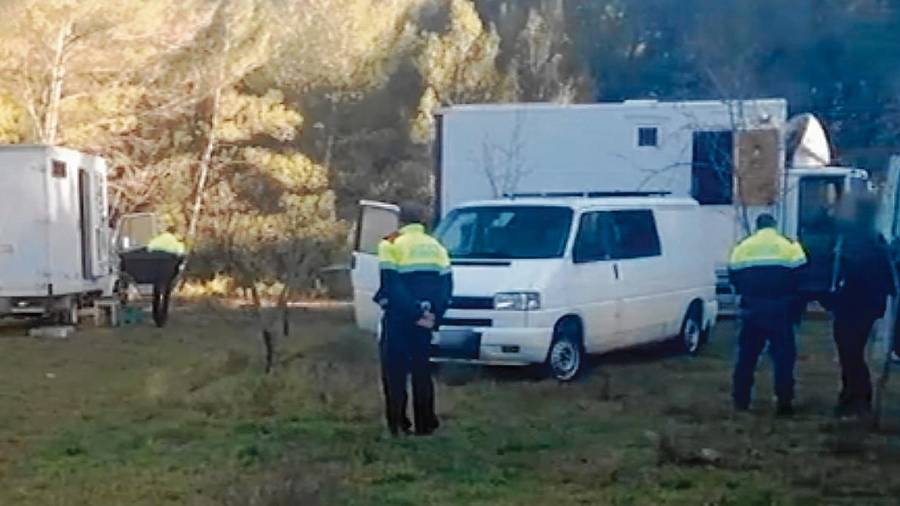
[439,100,788,217]
[0,147,50,294]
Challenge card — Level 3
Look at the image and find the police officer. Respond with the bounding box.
[146,225,187,327]
[828,196,895,418]
[729,213,808,415]
[376,207,453,436]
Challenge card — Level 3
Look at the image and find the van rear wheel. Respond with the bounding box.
[678,305,704,355]
[546,320,584,382]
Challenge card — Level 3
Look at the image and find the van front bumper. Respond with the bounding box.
[431,326,553,366]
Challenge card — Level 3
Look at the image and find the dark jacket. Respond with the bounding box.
[831,232,896,321]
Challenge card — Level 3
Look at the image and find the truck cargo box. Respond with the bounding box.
[0,145,114,302]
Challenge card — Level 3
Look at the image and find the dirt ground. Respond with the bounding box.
[1,303,899,506]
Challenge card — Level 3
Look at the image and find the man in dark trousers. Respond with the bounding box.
[729,213,808,415]
[375,207,453,436]
[829,196,895,418]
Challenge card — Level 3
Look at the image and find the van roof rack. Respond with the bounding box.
[503,191,672,199]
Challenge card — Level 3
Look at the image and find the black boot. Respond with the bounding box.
[776,400,794,417]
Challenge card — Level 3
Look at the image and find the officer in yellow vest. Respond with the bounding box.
[729,213,807,416]
[147,227,187,256]
[376,207,453,436]
[145,225,186,327]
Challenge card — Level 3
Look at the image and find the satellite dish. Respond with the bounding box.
[786,113,832,168]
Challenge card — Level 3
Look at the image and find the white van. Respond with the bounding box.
[351,194,718,381]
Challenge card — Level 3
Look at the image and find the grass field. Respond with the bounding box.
[1,304,900,506]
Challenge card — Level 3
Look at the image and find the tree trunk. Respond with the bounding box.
[45,21,74,145]
[250,284,275,374]
[278,284,291,338]
[261,329,275,374]
[185,1,233,255]
[186,84,222,248]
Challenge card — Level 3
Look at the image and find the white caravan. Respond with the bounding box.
[434,100,870,307]
[0,145,115,322]
[352,195,718,380]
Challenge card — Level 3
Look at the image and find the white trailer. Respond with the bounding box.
[433,99,870,308]
[0,145,115,322]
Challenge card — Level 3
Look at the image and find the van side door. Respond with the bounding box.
[607,209,668,343]
[569,211,624,353]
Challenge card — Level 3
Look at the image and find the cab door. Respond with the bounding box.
[351,200,400,333]
[569,211,624,352]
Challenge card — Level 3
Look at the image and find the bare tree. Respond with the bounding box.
[476,111,531,197]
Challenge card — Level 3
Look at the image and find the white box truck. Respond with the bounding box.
[0,145,115,322]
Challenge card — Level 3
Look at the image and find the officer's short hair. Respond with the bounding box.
[756,213,777,230]
[399,205,430,226]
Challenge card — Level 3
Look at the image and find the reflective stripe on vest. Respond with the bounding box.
[729,228,807,271]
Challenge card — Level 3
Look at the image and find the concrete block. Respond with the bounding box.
[29,326,76,339]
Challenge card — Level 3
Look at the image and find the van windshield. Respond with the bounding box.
[434,206,573,259]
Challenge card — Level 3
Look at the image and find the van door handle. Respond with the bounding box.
[613,263,620,280]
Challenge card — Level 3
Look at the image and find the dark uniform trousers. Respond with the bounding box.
[833,316,877,408]
[379,318,438,435]
[829,232,895,412]
[733,309,796,408]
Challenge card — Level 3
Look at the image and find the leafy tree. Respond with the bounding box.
[413,0,510,143]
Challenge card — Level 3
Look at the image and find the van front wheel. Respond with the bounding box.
[546,320,584,382]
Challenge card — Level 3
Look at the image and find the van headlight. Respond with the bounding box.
[493,292,541,311]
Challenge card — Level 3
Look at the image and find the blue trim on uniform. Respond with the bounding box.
[396,263,449,274]
[730,258,807,270]
[379,261,398,270]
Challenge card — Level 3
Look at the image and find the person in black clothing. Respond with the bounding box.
[829,196,896,418]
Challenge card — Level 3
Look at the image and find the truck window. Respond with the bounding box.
[797,176,845,293]
[434,206,573,260]
[609,210,662,259]
[691,131,734,205]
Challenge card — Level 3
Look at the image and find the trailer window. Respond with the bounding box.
[638,127,658,147]
[51,160,67,178]
[691,131,734,205]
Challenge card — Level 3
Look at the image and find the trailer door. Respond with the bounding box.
[78,168,92,279]
[351,200,400,333]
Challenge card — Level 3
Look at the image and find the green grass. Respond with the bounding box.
[2,304,900,505]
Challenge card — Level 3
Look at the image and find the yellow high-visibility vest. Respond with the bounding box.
[147,232,187,256]
[729,228,807,271]
[378,224,451,274]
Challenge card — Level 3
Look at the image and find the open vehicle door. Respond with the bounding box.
[116,213,160,252]
[351,200,400,333]
[874,156,900,428]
